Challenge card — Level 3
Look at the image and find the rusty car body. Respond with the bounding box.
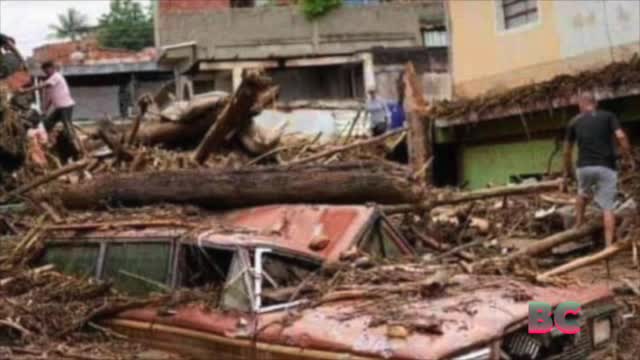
[41,205,618,360]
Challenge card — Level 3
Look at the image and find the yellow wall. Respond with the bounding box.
[448,0,640,97]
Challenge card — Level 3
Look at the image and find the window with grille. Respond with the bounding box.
[422,27,448,48]
[500,0,539,30]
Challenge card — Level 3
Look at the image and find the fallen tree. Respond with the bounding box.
[194,71,274,163]
[160,92,228,122]
[57,161,422,210]
[135,111,224,148]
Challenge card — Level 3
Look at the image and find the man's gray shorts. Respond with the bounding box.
[576,166,618,210]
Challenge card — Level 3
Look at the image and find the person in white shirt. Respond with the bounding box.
[20,61,79,155]
[366,88,390,136]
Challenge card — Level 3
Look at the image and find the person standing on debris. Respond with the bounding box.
[366,88,390,136]
[19,61,79,156]
[562,93,635,247]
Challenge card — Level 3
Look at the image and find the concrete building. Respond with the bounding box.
[154,0,450,137]
[32,39,172,121]
[433,0,640,188]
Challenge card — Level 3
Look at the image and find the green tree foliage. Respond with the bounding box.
[301,0,342,20]
[48,8,90,41]
[97,0,153,51]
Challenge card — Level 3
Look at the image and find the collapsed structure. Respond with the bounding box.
[1,0,640,358]
[1,55,639,359]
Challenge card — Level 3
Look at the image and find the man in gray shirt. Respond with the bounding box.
[366,88,390,136]
[563,93,635,247]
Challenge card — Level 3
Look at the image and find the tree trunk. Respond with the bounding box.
[135,113,221,148]
[194,71,274,163]
[57,162,422,210]
[159,92,228,122]
[403,62,431,184]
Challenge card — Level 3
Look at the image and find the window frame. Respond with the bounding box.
[43,237,177,292]
[496,0,541,33]
[253,247,321,314]
[41,242,102,278]
[422,26,449,48]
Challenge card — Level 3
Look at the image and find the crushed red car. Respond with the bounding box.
[42,205,618,359]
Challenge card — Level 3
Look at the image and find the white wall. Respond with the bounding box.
[554,0,640,59]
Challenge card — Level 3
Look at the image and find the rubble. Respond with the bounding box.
[430,55,640,122]
[0,65,639,359]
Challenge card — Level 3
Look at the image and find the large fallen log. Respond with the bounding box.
[382,179,563,214]
[536,240,630,282]
[135,111,223,148]
[57,161,422,210]
[160,91,228,122]
[194,71,274,163]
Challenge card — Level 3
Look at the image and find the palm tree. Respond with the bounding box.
[48,8,89,41]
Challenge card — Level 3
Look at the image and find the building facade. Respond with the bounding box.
[434,0,640,189]
[448,0,640,97]
[154,0,450,137]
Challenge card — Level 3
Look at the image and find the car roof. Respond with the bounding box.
[46,204,383,262]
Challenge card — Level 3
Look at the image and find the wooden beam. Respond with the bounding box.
[506,223,602,262]
[536,241,630,282]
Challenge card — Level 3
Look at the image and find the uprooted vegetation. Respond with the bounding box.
[1,64,639,358]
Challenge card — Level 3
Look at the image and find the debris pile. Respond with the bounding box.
[0,64,639,358]
[430,55,640,121]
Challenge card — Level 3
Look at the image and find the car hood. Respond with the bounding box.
[115,275,613,360]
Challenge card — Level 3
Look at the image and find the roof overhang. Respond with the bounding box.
[61,61,171,77]
[158,41,199,73]
[197,53,365,72]
[435,84,640,128]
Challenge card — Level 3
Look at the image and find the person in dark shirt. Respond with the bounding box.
[563,93,635,246]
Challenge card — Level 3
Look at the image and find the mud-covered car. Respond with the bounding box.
[41,205,618,359]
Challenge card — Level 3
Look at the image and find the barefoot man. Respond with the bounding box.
[563,93,635,246]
